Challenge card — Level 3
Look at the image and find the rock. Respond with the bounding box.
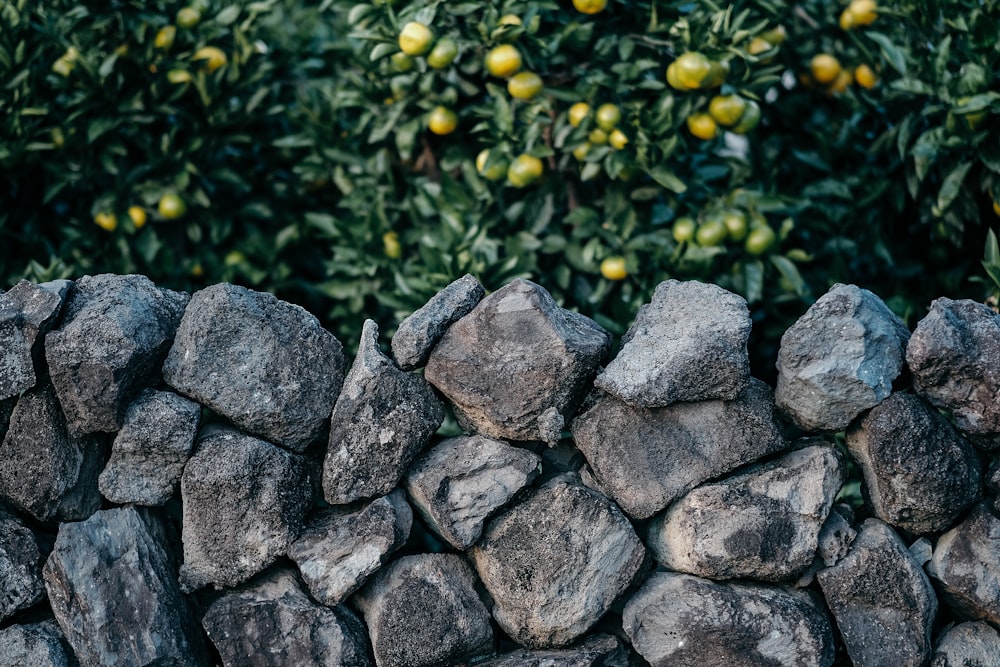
[355,553,494,667]
[571,378,787,519]
[163,282,346,452]
[43,506,207,666]
[0,384,105,522]
[98,389,201,506]
[288,490,412,607]
[404,434,541,550]
[426,279,611,444]
[0,279,72,401]
[0,508,45,622]
[931,621,1000,667]
[45,274,188,436]
[179,426,312,591]
[846,392,981,535]
[775,283,910,432]
[927,502,1000,625]
[202,567,373,667]
[469,474,646,648]
[392,273,485,371]
[621,571,835,667]
[817,518,937,667]
[476,634,630,667]
[648,443,844,582]
[0,621,77,667]
[816,504,857,567]
[595,279,751,407]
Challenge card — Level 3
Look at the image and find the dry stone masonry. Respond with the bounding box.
[0,272,998,665]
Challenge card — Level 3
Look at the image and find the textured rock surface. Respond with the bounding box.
[775,283,910,432]
[927,503,1000,625]
[0,621,77,667]
[202,567,372,667]
[476,634,629,667]
[816,504,857,567]
[323,320,444,505]
[0,279,72,401]
[595,279,751,407]
[0,508,46,622]
[163,282,346,451]
[98,389,200,506]
[622,571,835,667]
[288,490,412,607]
[931,621,1000,667]
[43,506,207,667]
[45,274,188,435]
[818,518,937,667]
[426,279,611,444]
[392,273,485,371]
[179,427,312,591]
[847,392,981,534]
[571,378,787,519]
[404,434,540,549]
[470,475,646,648]
[355,553,494,667]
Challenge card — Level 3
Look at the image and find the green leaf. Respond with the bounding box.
[935,161,972,214]
[370,42,396,61]
[867,32,908,75]
[770,255,806,296]
[216,5,241,25]
[744,260,764,303]
[647,167,687,193]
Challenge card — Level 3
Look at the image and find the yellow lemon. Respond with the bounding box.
[427,106,458,135]
[485,44,522,78]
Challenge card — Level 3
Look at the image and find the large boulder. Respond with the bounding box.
[0,279,72,401]
[927,502,1000,625]
[931,621,1000,667]
[0,508,46,623]
[0,621,77,667]
[391,273,485,370]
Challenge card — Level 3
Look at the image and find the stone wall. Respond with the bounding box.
[0,273,998,666]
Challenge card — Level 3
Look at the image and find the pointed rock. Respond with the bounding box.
[0,279,72,401]
[927,502,1000,625]
[0,508,45,622]
[392,273,485,370]
[932,621,1000,667]
[0,621,77,667]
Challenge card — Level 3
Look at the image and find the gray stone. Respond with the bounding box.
[202,567,373,667]
[288,490,412,607]
[476,634,630,667]
[622,571,835,667]
[179,426,312,591]
[817,518,937,667]
[571,378,787,519]
[775,283,910,432]
[0,508,45,622]
[404,434,541,550]
[595,279,751,407]
[323,319,444,505]
[45,274,188,436]
[931,621,1000,667]
[927,502,1000,625]
[163,282,346,452]
[469,474,646,648]
[648,443,844,582]
[43,506,207,667]
[426,279,611,444]
[817,504,857,567]
[98,389,201,506]
[354,553,494,667]
[0,621,77,667]
[392,273,485,371]
[0,279,72,400]
[846,392,981,535]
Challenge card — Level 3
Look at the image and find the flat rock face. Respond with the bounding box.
[179,427,312,591]
[392,273,485,371]
[426,279,612,444]
[163,282,346,452]
[288,490,412,607]
[476,634,628,667]
[775,283,910,432]
[595,279,751,407]
[202,567,373,667]
[469,475,646,648]
[404,434,541,550]
[571,378,787,519]
[846,392,981,535]
[45,274,188,436]
[43,506,207,667]
[0,508,46,622]
[621,572,835,667]
[0,621,77,667]
[927,503,1000,625]
[323,320,445,505]
[817,518,937,667]
[355,553,494,667]
[931,621,1000,667]
[0,279,72,401]
[648,443,844,582]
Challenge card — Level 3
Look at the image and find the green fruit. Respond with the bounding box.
[672,217,696,243]
[695,219,727,246]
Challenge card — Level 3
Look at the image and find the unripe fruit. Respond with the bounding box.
[568,102,591,128]
[427,106,458,135]
[595,104,621,131]
[600,256,627,280]
[485,44,522,78]
[507,71,543,100]
[426,38,458,69]
[398,22,434,56]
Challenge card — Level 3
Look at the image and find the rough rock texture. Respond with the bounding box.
[817,518,937,667]
[0,621,77,667]
[43,506,207,667]
[426,279,612,444]
[595,279,751,407]
[571,378,787,519]
[163,282,346,451]
[476,634,629,667]
[288,490,412,607]
[0,508,46,622]
[0,279,72,401]
[179,427,312,591]
[98,389,200,506]
[404,435,541,550]
[907,297,1000,436]
[469,475,646,648]
[202,567,373,667]
[648,443,844,582]
[927,503,1000,625]
[323,320,445,505]
[391,273,485,371]
[816,504,857,567]
[775,283,910,432]
[847,392,981,535]
[354,553,494,667]
[45,274,188,436]
[622,572,835,667]
[931,621,1000,667]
